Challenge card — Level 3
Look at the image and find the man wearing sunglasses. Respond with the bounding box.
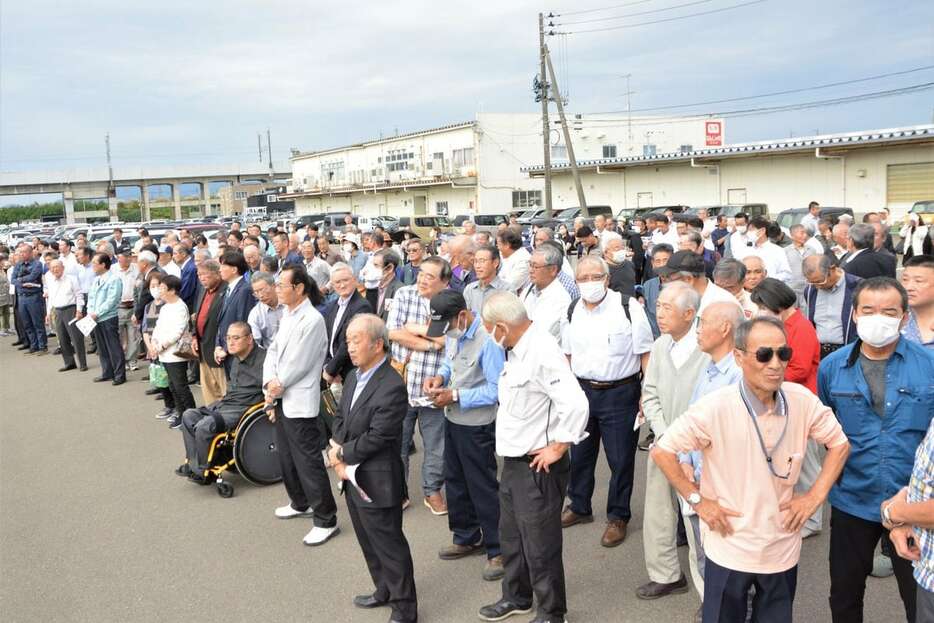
[818,276,934,623]
[650,316,850,622]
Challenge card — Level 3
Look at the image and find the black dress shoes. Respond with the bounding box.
[79,366,89,372]
[17,344,30,351]
[145,387,162,395]
[478,599,533,621]
[53,347,62,355]
[112,379,126,386]
[353,594,389,609]
[58,365,77,372]
[93,376,113,383]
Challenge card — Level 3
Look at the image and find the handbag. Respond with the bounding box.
[173,330,199,361]
[149,362,169,389]
[390,354,411,383]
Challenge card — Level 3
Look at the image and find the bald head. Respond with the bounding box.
[742,255,767,291]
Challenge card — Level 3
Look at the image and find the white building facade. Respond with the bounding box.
[281,113,721,217]
[524,125,934,218]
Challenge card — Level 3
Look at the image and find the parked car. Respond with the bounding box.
[453,213,507,235]
[528,205,614,231]
[396,215,454,240]
[910,200,934,225]
[775,206,853,232]
[516,208,547,225]
[685,204,768,220]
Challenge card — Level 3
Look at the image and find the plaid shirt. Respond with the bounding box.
[386,284,443,405]
[909,419,934,591]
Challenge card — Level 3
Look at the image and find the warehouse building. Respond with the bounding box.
[280,113,720,217]
[524,124,934,218]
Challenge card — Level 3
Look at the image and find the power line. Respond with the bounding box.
[553,0,718,26]
[550,0,657,18]
[555,0,767,35]
[590,64,934,115]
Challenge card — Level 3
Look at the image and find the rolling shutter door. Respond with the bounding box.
[887,162,934,204]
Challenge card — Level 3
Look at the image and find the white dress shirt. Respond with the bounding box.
[499,246,531,293]
[496,323,589,457]
[651,227,680,250]
[698,280,743,315]
[521,277,572,340]
[329,295,351,357]
[669,330,699,368]
[561,291,654,381]
[46,273,81,308]
[729,231,753,260]
[162,261,181,278]
[749,241,793,282]
[110,264,139,302]
[75,263,96,310]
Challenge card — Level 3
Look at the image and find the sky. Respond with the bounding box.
[1,0,932,206]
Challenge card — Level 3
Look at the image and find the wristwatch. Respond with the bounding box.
[687,492,702,507]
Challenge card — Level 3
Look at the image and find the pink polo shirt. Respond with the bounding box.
[658,380,848,574]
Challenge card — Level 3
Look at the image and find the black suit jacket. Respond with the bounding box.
[193,282,228,368]
[134,266,165,323]
[216,277,257,351]
[324,290,373,379]
[377,279,404,320]
[331,359,408,508]
[843,249,897,280]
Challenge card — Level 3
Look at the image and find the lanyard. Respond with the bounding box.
[738,383,791,479]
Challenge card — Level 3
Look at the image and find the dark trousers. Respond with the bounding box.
[164,361,196,416]
[162,386,175,410]
[17,294,46,350]
[499,454,569,622]
[829,506,917,622]
[568,381,640,521]
[346,493,418,623]
[703,557,797,623]
[92,316,125,381]
[181,404,239,473]
[444,421,500,557]
[274,406,337,528]
[54,305,86,368]
[12,294,27,343]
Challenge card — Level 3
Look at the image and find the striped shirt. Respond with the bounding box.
[909,419,934,591]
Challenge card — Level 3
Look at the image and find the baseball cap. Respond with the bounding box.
[161,245,173,254]
[655,250,705,276]
[426,290,468,338]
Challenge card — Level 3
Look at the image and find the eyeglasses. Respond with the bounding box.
[743,346,793,363]
[577,273,607,283]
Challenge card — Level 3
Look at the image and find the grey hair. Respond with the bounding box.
[735,316,786,351]
[138,250,157,264]
[199,259,221,274]
[802,253,833,278]
[789,224,806,236]
[532,244,563,269]
[173,244,190,257]
[250,271,275,287]
[481,291,529,326]
[193,248,212,262]
[348,313,391,352]
[576,255,609,277]
[849,223,874,250]
[713,258,746,283]
[680,230,702,248]
[660,280,700,313]
[602,231,623,246]
[329,261,354,279]
[536,227,555,239]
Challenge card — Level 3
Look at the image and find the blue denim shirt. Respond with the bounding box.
[818,337,934,523]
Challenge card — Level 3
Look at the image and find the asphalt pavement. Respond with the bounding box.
[0,339,905,622]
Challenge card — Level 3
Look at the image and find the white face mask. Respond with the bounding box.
[578,281,607,304]
[150,287,161,300]
[342,243,354,255]
[491,324,508,351]
[746,228,760,243]
[447,315,466,340]
[856,314,902,348]
[735,225,747,234]
[611,250,628,264]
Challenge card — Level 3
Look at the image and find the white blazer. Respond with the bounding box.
[262,298,327,418]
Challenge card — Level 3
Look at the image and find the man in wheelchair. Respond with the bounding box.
[176,321,267,484]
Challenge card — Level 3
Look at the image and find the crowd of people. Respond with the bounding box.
[4,203,934,623]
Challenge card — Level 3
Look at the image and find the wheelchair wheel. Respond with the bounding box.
[216,481,234,498]
[233,411,282,486]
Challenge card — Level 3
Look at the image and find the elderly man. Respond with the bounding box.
[173,244,197,310]
[654,316,850,622]
[496,228,531,294]
[328,313,418,623]
[401,238,425,286]
[45,259,87,372]
[476,292,589,623]
[448,235,476,293]
[177,321,266,483]
[272,231,301,268]
[242,244,262,278]
[462,219,477,237]
[423,290,506,581]
[803,254,860,358]
[387,256,452,515]
[300,240,331,292]
[901,255,934,349]
[463,244,506,315]
[831,222,850,259]
[743,216,792,282]
[713,258,758,319]
[842,223,897,280]
[87,252,127,385]
[247,272,285,349]
[637,282,710,600]
[519,244,572,340]
[111,251,141,371]
[658,250,738,315]
[819,277,934,623]
[264,264,338,546]
[561,256,654,548]
[742,255,768,292]
[11,243,47,354]
[785,224,818,309]
[315,235,341,266]
[678,230,717,279]
[603,232,637,297]
[324,263,373,386]
[191,260,227,404]
[372,249,403,320]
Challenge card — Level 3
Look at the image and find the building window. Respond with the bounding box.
[234,191,248,200]
[321,160,346,183]
[452,147,475,168]
[267,194,278,203]
[551,144,568,160]
[512,190,542,209]
[433,152,444,160]
[679,144,693,153]
[602,145,617,159]
[643,144,657,157]
[435,201,449,216]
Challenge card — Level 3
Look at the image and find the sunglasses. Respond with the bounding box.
[744,346,793,363]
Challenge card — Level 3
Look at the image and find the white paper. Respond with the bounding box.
[342,464,373,503]
[75,315,97,337]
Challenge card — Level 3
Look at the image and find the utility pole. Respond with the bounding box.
[266,127,273,179]
[105,133,114,189]
[538,13,553,216]
[105,133,116,222]
[621,74,634,152]
[257,133,263,162]
[545,46,587,210]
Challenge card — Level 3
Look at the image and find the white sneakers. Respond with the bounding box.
[303,525,340,547]
[274,504,314,519]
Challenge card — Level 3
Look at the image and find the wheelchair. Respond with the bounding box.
[203,403,282,498]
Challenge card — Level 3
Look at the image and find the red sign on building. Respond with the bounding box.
[705,121,723,147]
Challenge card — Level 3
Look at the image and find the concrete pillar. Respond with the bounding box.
[63,191,75,224]
[202,181,212,216]
[108,195,119,222]
[172,182,182,220]
[140,183,150,221]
